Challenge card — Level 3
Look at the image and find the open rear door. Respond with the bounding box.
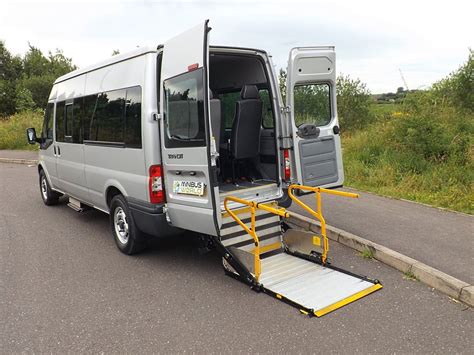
[160,21,220,236]
[286,47,344,188]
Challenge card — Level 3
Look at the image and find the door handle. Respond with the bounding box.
[321,136,333,141]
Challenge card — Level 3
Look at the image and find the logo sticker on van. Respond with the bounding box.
[168,154,183,159]
[172,180,205,196]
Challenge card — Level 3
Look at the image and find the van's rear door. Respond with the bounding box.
[159,21,220,236]
[286,47,344,188]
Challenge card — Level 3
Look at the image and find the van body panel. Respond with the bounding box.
[36,23,344,241]
[286,47,344,188]
[54,76,88,196]
[84,145,147,210]
[159,21,219,236]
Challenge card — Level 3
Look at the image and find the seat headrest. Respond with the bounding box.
[240,85,259,100]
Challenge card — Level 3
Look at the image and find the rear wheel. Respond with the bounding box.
[110,194,145,255]
[39,169,61,205]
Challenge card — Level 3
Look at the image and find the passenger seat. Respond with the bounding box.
[209,90,222,150]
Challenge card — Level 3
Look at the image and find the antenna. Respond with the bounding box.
[399,68,409,91]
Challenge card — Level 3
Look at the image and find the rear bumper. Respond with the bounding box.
[127,197,181,237]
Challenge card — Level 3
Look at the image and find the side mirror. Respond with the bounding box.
[26,127,38,144]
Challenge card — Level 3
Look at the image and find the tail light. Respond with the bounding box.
[149,165,165,204]
[283,149,291,181]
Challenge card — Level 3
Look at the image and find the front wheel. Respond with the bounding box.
[39,169,61,205]
[110,194,145,255]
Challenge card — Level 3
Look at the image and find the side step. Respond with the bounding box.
[67,197,90,212]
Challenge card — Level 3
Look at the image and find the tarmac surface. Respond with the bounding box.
[290,188,474,284]
[1,162,473,353]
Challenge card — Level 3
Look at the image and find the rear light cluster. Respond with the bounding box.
[283,149,291,181]
[149,165,165,204]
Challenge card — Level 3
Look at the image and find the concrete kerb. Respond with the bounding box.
[287,213,473,307]
[0,158,38,165]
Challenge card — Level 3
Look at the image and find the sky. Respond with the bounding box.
[1,0,473,93]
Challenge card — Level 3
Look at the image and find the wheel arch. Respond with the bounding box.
[104,181,127,211]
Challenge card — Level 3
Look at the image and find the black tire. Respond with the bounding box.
[39,169,60,205]
[109,194,145,255]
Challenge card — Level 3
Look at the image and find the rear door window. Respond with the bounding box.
[164,69,205,148]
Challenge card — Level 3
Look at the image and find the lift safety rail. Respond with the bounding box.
[222,184,382,317]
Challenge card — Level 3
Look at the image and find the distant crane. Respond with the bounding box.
[399,68,409,91]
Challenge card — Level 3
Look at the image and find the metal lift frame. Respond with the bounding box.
[222,184,383,317]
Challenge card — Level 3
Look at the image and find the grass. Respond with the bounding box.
[359,247,375,259]
[0,111,43,150]
[342,103,473,214]
[403,269,419,281]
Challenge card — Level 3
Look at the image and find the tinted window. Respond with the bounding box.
[164,69,205,147]
[260,89,274,128]
[41,103,54,140]
[65,104,73,142]
[55,101,65,142]
[125,86,142,148]
[293,83,331,127]
[221,91,240,129]
[72,98,83,143]
[90,89,125,142]
[82,94,97,141]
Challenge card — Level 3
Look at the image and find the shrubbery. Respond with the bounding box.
[0,111,43,150]
[343,51,473,213]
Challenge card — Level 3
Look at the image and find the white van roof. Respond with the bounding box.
[54,46,158,84]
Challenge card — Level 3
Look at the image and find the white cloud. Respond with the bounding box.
[1,0,473,92]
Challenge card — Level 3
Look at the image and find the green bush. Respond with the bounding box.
[336,74,374,131]
[0,111,43,150]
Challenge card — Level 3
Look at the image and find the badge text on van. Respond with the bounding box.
[168,154,183,159]
[173,180,205,196]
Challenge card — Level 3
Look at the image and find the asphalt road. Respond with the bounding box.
[1,163,473,353]
[290,188,474,284]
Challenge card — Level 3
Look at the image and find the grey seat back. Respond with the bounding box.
[209,91,222,150]
[230,85,263,159]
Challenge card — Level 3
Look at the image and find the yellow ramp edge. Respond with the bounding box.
[314,283,383,317]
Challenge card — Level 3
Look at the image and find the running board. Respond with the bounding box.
[67,197,91,213]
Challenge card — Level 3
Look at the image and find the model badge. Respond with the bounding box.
[168,154,183,159]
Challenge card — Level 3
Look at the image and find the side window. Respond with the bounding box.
[125,86,142,148]
[40,103,54,149]
[90,89,126,143]
[164,68,205,147]
[82,94,97,141]
[221,91,240,129]
[55,101,65,142]
[259,89,274,128]
[65,104,73,142]
[73,98,83,143]
[293,83,331,127]
[41,103,54,140]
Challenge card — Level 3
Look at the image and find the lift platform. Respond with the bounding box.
[218,185,382,317]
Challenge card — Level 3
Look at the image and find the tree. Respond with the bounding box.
[0,41,22,116]
[278,69,373,131]
[17,44,77,110]
[336,74,373,130]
